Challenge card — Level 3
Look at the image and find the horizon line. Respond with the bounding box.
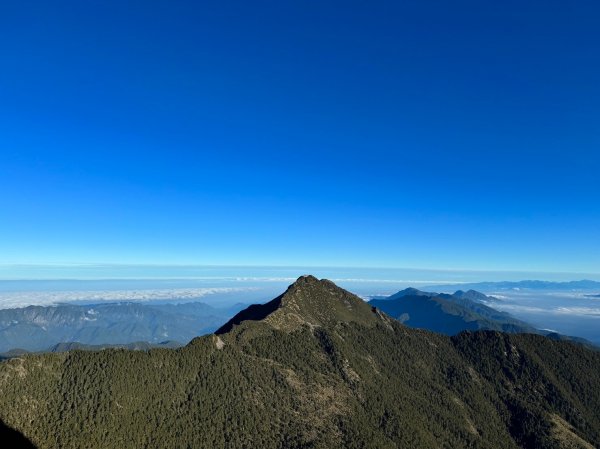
[1,262,600,276]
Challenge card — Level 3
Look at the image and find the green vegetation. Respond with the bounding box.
[0,276,598,448]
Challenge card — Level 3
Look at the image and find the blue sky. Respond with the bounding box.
[1,1,599,273]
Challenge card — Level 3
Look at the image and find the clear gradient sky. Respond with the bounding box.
[1,1,599,273]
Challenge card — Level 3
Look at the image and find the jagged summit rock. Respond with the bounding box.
[216,275,381,334]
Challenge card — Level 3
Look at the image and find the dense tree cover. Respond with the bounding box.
[0,276,598,449]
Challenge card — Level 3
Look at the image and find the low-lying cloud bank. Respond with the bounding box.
[0,287,257,309]
[494,303,600,318]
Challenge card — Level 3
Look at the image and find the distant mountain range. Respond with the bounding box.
[426,279,600,292]
[369,288,593,347]
[0,301,246,353]
[1,276,599,449]
[370,288,536,335]
[453,289,499,302]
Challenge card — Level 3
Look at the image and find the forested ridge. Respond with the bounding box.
[0,276,598,448]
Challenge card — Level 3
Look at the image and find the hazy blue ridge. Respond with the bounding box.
[0,301,246,353]
[370,288,597,348]
[426,280,600,292]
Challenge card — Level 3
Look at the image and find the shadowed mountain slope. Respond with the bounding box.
[0,276,598,449]
[0,418,36,448]
[369,288,595,349]
[370,288,536,335]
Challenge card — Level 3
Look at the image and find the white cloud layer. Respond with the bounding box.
[0,287,256,309]
[493,303,600,317]
[554,307,600,317]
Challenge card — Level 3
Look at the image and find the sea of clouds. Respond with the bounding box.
[0,287,258,309]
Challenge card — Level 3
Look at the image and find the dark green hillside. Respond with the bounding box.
[0,340,183,361]
[452,331,600,448]
[0,276,598,449]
